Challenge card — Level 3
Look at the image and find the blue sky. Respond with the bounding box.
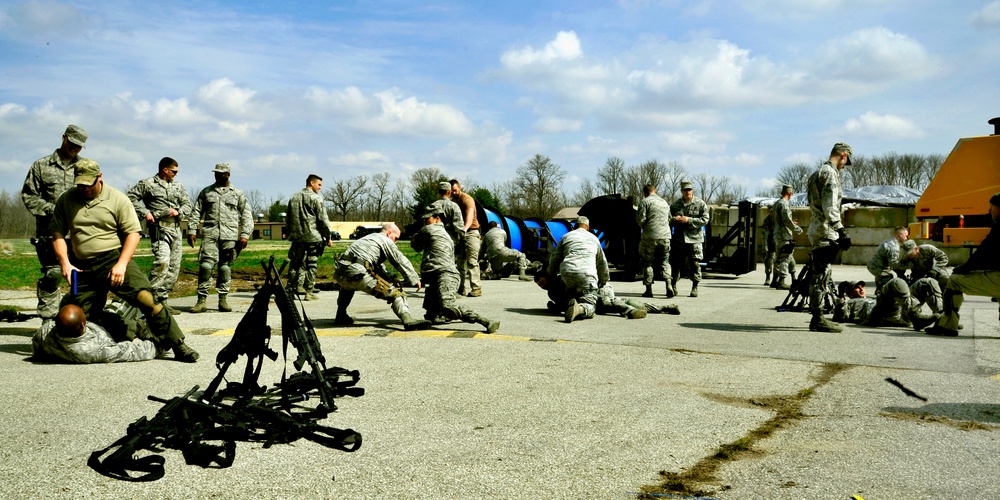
[1,0,999,202]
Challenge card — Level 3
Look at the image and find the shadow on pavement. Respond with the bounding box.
[884,403,1000,425]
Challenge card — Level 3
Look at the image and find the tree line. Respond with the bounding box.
[0,150,947,239]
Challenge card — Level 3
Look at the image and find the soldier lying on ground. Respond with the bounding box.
[32,303,160,363]
[831,280,937,331]
[534,271,680,317]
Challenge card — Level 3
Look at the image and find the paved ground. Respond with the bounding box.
[1,264,998,499]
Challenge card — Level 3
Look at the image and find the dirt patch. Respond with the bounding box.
[880,411,999,432]
[636,363,850,498]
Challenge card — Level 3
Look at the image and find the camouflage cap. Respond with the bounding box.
[64,124,87,147]
[831,142,853,165]
[837,280,865,297]
[212,163,231,173]
[901,239,917,253]
[437,181,452,192]
[73,158,101,185]
[421,205,442,219]
[680,180,693,190]
[576,216,590,227]
[990,192,1000,207]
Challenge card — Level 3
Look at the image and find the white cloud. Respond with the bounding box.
[533,117,583,133]
[818,28,937,83]
[307,86,473,137]
[971,1,1000,28]
[194,79,258,117]
[500,31,583,68]
[332,151,394,169]
[247,153,317,171]
[842,112,924,139]
[783,153,816,165]
[0,0,86,38]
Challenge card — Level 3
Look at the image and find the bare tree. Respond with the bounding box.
[0,189,34,238]
[923,154,945,188]
[364,172,392,220]
[662,161,688,203]
[596,157,627,196]
[245,189,268,220]
[775,163,813,193]
[325,175,369,221]
[571,178,596,206]
[510,154,566,219]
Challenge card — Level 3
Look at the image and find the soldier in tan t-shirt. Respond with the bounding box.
[49,159,199,362]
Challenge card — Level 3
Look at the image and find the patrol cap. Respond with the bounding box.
[421,205,442,219]
[437,181,452,192]
[831,142,853,165]
[680,180,693,191]
[576,216,590,227]
[990,191,1000,207]
[73,158,101,185]
[64,124,87,147]
[901,239,917,253]
[212,163,231,173]
[837,280,865,296]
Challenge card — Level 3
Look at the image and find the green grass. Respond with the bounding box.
[0,238,425,291]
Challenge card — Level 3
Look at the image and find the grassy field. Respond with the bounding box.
[0,238,425,295]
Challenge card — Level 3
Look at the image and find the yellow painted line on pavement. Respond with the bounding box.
[992,374,1000,381]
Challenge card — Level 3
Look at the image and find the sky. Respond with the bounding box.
[1,0,999,203]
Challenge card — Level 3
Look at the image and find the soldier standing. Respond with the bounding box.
[771,185,803,290]
[127,157,191,314]
[332,223,430,331]
[410,206,499,333]
[760,206,776,286]
[669,181,710,298]
[49,159,198,362]
[186,163,253,313]
[806,142,853,333]
[450,179,482,297]
[286,174,333,301]
[21,124,88,319]
[637,184,673,298]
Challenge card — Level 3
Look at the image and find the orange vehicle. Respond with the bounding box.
[911,117,1000,247]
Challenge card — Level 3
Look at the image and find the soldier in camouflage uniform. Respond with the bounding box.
[669,180,710,297]
[32,303,158,363]
[637,184,673,298]
[186,163,253,313]
[286,174,333,301]
[21,125,88,319]
[806,143,853,333]
[897,241,950,314]
[410,206,499,333]
[333,223,431,331]
[127,157,191,314]
[771,185,803,290]
[760,206,776,286]
[482,221,532,280]
[831,280,937,330]
[867,226,909,290]
[549,217,646,323]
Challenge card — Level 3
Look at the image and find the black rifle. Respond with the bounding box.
[89,256,363,481]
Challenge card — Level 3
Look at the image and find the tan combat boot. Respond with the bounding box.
[189,296,207,314]
[218,295,232,312]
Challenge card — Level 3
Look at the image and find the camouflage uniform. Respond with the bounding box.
[867,238,904,290]
[32,315,157,363]
[127,175,191,302]
[760,210,776,283]
[833,278,925,327]
[188,183,253,299]
[452,191,482,295]
[547,227,611,320]
[430,197,465,243]
[899,244,949,285]
[482,226,530,277]
[334,232,420,323]
[772,198,802,286]
[806,160,844,320]
[286,187,331,293]
[669,195,710,286]
[636,193,672,291]
[410,221,497,331]
[21,150,81,318]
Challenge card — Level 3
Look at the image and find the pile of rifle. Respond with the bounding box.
[89,257,364,482]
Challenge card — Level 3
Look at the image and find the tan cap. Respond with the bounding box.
[680,180,693,190]
[74,158,101,185]
[831,142,853,165]
[64,124,87,147]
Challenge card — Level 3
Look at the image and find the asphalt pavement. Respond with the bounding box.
[1,264,998,499]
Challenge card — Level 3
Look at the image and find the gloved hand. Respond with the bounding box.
[837,228,851,251]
